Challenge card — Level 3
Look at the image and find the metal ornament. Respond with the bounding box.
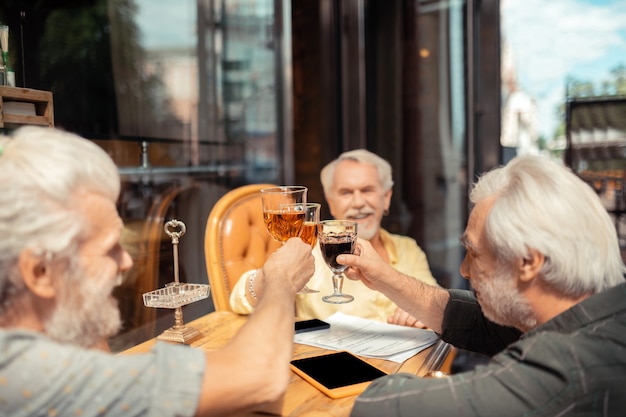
[142,219,210,344]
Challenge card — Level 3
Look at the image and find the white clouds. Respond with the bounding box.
[501,0,626,138]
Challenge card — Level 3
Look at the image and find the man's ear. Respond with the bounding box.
[18,250,56,299]
[518,249,545,283]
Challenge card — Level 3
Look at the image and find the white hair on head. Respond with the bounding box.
[320,149,394,196]
[0,126,120,312]
[470,155,625,296]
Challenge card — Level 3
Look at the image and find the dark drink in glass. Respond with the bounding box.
[318,220,357,304]
[320,239,355,273]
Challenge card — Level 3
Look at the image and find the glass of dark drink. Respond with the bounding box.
[318,220,358,304]
[261,186,317,294]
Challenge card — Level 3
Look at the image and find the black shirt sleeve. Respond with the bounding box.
[439,289,522,356]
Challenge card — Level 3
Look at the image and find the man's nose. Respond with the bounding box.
[120,249,134,273]
[351,191,366,207]
[459,255,470,281]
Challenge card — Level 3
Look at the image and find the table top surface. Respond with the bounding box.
[121,310,445,417]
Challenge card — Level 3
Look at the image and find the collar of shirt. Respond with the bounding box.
[379,228,398,267]
[525,281,626,338]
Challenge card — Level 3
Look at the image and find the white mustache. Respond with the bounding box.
[345,210,374,219]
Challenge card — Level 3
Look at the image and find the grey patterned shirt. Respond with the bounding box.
[351,282,626,416]
[0,331,205,417]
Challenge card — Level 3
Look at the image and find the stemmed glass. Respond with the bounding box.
[300,203,321,247]
[318,220,358,304]
[297,203,321,293]
[261,186,307,243]
[260,186,316,294]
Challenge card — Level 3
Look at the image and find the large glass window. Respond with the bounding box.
[0,0,287,350]
[108,0,282,178]
[501,0,626,255]
[500,0,626,161]
[409,0,468,289]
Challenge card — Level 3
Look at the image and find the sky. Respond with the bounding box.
[501,0,626,140]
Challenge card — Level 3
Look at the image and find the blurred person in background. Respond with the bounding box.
[231,149,438,327]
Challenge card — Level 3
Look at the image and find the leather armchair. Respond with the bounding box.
[204,183,282,311]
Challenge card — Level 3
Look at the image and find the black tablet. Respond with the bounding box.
[290,351,387,398]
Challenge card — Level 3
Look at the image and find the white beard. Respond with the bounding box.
[357,222,377,240]
[472,264,537,331]
[44,260,122,348]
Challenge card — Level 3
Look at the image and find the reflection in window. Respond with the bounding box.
[108,0,280,181]
[500,0,626,162]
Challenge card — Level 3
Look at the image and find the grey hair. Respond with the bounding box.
[471,155,625,297]
[320,149,394,196]
[0,126,120,312]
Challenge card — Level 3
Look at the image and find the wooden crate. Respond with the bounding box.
[0,86,54,128]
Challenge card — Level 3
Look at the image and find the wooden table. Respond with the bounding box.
[122,311,451,416]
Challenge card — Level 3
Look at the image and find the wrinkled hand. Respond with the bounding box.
[262,237,315,296]
[387,307,427,329]
[336,238,396,291]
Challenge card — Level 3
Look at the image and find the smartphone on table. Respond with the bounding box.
[294,318,330,334]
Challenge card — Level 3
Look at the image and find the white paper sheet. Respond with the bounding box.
[294,312,439,363]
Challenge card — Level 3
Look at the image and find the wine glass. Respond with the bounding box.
[297,203,321,294]
[300,203,321,247]
[318,220,358,304]
[260,186,316,294]
[260,186,307,244]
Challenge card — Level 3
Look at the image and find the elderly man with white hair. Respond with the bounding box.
[339,155,626,416]
[0,126,315,417]
[230,149,438,327]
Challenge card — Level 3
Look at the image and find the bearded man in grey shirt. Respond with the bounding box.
[0,126,315,417]
[339,155,626,417]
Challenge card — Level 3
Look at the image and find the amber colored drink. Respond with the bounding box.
[264,210,305,243]
[299,221,318,247]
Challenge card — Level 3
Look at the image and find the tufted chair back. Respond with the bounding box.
[204,183,282,311]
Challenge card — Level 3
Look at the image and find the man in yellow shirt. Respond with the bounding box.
[230,149,438,325]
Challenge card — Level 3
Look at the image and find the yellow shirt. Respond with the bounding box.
[229,229,437,323]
